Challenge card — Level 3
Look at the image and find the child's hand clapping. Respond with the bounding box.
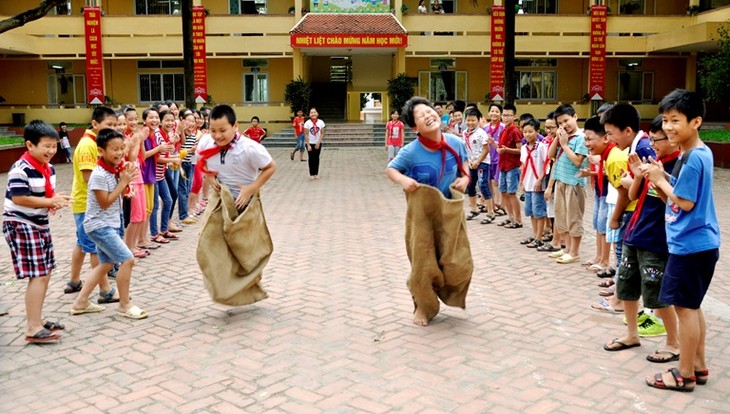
[120,162,139,184]
[49,192,72,210]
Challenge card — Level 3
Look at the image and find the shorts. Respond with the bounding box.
[144,183,154,216]
[3,220,55,279]
[489,163,499,183]
[467,167,480,197]
[553,181,585,237]
[616,245,669,309]
[387,145,401,161]
[74,213,97,254]
[592,195,608,234]
[86,226,134,265]
[604,203,618,242]
[130,183,146,223]
[660,249,719,309]
[498,167,520,194]
[524,191,547,218]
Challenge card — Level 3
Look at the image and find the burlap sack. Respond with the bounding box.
[196,185,272,306]
[404,185,473,322]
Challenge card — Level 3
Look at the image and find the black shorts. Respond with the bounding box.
[660,249,719,309]
[616,245,668,309]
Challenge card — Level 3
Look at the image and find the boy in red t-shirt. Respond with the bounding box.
[243,116,266,144]
[385,110,405,161]
[497,103,523,229]
[290,109,307,161]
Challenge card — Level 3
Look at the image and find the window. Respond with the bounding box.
[518,0,557,14]
[515,71,556,100]
[137,60,184,69]
[243,73,268,102]
[51,1,72,15]
[242,59,269,68]
[47,74,86,106]
[136,0,181,15]
[430,58,455,69]
[139,73,185,103]
[618,71,653,102]
[230,0,267,14]
[617,0,644,15]
[515,59,557,67]
[418,71,467,102]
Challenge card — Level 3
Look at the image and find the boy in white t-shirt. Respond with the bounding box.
[519,118,548,248]
[463,107,490,220]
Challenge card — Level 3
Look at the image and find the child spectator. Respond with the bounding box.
[484,103,506,217]
[385,109,405,161]
[447,109,464,138]
[304,107,326,180]
[70,129,147,320]
[244,116,266,144]
[544,104,588,264]
[3,120,71,342]
[462,107,490,221]
[519,118,547,248]
[58,122,72,162]
[122,106,149,259]
[537,112,557,247]
[290,109,307,162]
[386,96,470,326]
[178,110,201,225]
[140,109,174,247]
[496,103,523,229]
[149,110,181,243]
[603,115,680,355]
[643,89,719,392]
[66,107,119,304]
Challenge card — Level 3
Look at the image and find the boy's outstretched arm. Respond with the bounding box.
[386,167,419,193]
[235,160,277,209]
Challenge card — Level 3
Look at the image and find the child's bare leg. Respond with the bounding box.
[25,274,51,337]
[544,217,552,234]
[71,263,113,310]
[694,308,707,373]
[491,180,501,206]
[139,216,151,245]
[656,306,680,351]
[485,198,495,215]
[469,196,478,212]
[531,217,539,239]
[115,258,136,313]
[648,306,701,387]
[535,217,545,240]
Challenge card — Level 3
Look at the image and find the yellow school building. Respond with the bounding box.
[0,0,728,132]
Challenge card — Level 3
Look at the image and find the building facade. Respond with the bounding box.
[0,0,728,130]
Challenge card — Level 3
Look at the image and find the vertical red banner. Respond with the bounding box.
[490,6,505,101]
[84,7,104,105]
[192,6,208,104]
[589,5,607,101]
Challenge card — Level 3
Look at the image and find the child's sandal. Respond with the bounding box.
[162,231,179,240]
[646,368,695,392]
[64,280,83,294]
[695,369,708,385]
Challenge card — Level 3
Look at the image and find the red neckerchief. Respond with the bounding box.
[625,150,681,236]
[596,142,616,196]
[97,157,126,179]
[463,128,474,151]
[21,152,54,198]
[520,143,539,185]
[417,133,469,185]
[153,128,169,163]
[542,136,554,175]
[309,118,321,137]
[486,121,500,139]
[195,132,240,175]
[82,129,97,142]
[555,133,578,161]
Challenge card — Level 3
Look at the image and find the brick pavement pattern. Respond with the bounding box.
[1,148,730,413]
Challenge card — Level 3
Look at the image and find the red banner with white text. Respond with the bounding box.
[490,6,505,101]
[589,5,607,101]
[84,7,104,105]
[192,6,208,104]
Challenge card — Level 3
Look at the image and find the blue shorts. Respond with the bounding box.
[74,213,97,254]
[524,191,547,218]
[86,226,133,265]
[498,167,520,194]
[593,194,608,234]
[660,249,718,309]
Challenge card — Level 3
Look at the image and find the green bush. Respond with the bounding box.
[284,77,311,116]
[387,73,415,114]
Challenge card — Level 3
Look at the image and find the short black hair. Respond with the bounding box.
[584,116,605,135]
[601,103,640,133]
[488,103,503,113]
[464,107,482,119]
[142,108,158,121]
[503,103,517,114]
[553,104,576,119]
[522,118,540,131]
[391,109,400,116]
[92,106,116,124]
[649,114,664,134]
[401,96,432,128]
[454,100,466,113]
[596,103,614,117]
[59,121,67,127]
[519,113,534,123]
[180,109,194,119]
[158,110,173,120]
[210,104,237,126]
[123,104,137,114]
[658,89,705,122]
[24,120,59,145]
[96,128,125,149]
[251,116,260,122]
[545,111,555,120]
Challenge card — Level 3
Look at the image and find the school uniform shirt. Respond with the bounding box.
[196,133,273,199]
[463,127,488,165]
[388,133,468,198]
[71,130,99,214]
[141,137,159,184]
[386,120,405,147]
[551,131,589,186]
[497,124,522,172]
[484,122,504,165]
[520,142,547,192]
[304,119,326,144]
[153,129,171,182]
[181,133,199,163]
[665,146,720,255]
[244,126,266,143]
[630,131,655,161]
[3,158,56,228]
[84,166,122,233]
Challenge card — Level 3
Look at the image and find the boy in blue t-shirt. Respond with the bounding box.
[642,89,720,392]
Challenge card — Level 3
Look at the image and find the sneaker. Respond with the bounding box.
[638,314,667,337]
[623,310,649,326]
[547,249,565,259]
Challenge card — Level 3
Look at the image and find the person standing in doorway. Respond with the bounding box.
[304,108,325,180]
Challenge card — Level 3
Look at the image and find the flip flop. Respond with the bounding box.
[590,298,624,314]
[152,235,169,244]
[647,350,680,363]
[597,279,615,288]
[139,243,160,250]
[70,302,106,315]
[118,305,149,320]
[599,288,615,297]
[43,321,65,331]
[162,232,179,240]
[25,328,60,343]
[582,259,598,266]
[556,253,579,264]
[603,338,641,352]
[588,264,605,272]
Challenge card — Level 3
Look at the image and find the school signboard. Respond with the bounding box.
[589,5,607,101]
[489,6,505,101]
[309,0,390,13]
[83,7,104,105]
[192,6,208,104]
[291,33,407,48]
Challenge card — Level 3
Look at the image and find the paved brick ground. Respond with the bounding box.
[1,147,730,413]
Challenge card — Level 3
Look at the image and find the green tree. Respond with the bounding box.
[284,77,312,116]
[0,1,66,34]
[699,24,730,103]
[387,73,415,113]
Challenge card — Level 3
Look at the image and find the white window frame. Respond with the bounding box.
[515,70,557,101]
[135,0,181,15]
[138,72,185,103]
[230,0,267,14]
[519,0,559,14]
[47,74,86,106]
[243,73,269,103]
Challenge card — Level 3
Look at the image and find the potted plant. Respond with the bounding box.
[401,4,408,15]
[288,5,296,15]
[387,73,415,113]
[284,76,311,116]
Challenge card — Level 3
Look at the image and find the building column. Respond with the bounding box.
[293,48,304,80]
[393,47,406,77]
[686,54,697,91]
[394,0,402,19]
[295,0,303,20]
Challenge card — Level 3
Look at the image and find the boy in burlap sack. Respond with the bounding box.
[386,97,473,326]
[195,105,276,306]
